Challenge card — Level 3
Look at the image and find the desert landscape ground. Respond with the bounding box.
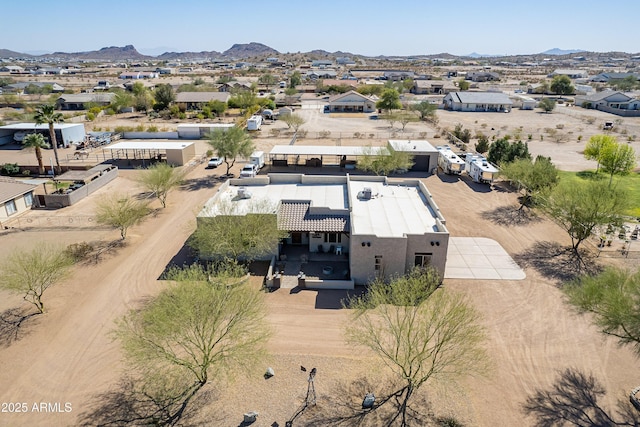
[0,100,639,427]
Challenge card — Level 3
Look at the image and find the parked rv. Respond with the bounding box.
[247,115,263,131]
[436,145,465,175]
[464,153,499,184]
[249,151,265,171]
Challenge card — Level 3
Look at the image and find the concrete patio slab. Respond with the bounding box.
[444,237,526,280]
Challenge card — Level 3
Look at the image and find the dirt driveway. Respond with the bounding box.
[0,106,639,426]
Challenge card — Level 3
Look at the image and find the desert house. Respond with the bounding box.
[327,90,376,113]
[443,91,513,112]
[574,90,640,116]
[197,174,449,288]
[56,93,116,111]
[0,178,36,225]
[174,92,231,111]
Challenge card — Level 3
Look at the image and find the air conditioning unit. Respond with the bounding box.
[358,187,372,200]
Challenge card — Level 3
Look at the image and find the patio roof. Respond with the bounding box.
[277,201,349,232]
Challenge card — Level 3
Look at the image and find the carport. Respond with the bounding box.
[269,145,371,168]
[104,141,196,166]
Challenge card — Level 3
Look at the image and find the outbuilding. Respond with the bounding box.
[387,140,439,173]
[0,123,86,147]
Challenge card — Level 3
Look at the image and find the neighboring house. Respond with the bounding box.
[383,71,416,81]
[32,67,68,75]
[327,90,376,113]
[93,80,111,91]
[321,79,358,89]
[218,81,254,92]
[590,72,640,83]
[4,82,65,94]
[307,70,338,79]
[0,178,36,225]
[175,92,231,110]
[549,69,588,79]
[0,65,24,73]
[575,90,640,116]
[465,71,500,82]
[119,71,158,79]
[443,91,513,112]
[56,93,115,110]
[197,174,449,287]
[412,79,456,95]
[311,60,334,67]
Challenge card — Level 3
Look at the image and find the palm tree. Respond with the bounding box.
[22,133,49,175]
[34,104,64,174]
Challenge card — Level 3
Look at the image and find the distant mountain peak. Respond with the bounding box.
[541,48,586,55]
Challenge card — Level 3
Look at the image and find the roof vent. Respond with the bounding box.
[237,187,252,199]
[357,187,372,200]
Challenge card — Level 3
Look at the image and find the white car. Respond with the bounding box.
[239,164,258,178]
[207,157,224,168]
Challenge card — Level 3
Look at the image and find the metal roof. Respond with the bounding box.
[0,123,83,130]
[389,140,438,154]
[105,141,194,150]
[269,145,371,157]
[448,91,513,104]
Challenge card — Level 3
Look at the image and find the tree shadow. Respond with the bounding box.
[0,307,40,348]
[482,205,543,227]
[522,367,640,427]
[297,376,433,427]
[513,241,602,284]
[78,376,217,427]
[181,176,216,192]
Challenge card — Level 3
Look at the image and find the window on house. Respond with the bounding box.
[414,253,433,268]
[5,199,17,216]
[23,192,33,207]
[374,255,383,271]
[324,233,341,243]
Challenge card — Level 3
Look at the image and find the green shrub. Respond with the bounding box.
[146,126,158,132]
[1,163,20,175]
[22,169,31,176]
[86,112,95,121]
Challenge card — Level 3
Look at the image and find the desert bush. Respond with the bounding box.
[319,130,331,139]
[146,126,158,132]
[297,129,308,139]
[64,242,94,262]
[269,128,280,137]
[135,124,144,132]
[555,124,565,129]
[85,112,95,121]
[21,169,30,176]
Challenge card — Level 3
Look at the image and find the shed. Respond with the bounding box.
[0,123,86,147]
[387,140,438,172]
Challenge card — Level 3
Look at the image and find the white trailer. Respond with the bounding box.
[247,115,263,131]
[436,145,465,175]
[464,153,499,184]
[249,150,265,170]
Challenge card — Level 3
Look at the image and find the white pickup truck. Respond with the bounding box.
[239,163,258,178]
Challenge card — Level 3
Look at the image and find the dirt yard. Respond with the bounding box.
[0,107,639,426]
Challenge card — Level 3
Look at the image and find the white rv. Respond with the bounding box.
[247,115,263,131]
[436,145,465,175]
[464,153,499,184]
[249,151,265,170]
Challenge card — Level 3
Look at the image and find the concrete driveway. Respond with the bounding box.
[445,237,526,280]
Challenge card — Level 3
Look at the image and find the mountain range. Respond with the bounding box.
[0,44,628,61]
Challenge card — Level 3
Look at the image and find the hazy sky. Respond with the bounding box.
[4,0,638,56]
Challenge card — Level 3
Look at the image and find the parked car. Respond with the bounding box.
[207,157,224,168]
[239,163,258,178]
